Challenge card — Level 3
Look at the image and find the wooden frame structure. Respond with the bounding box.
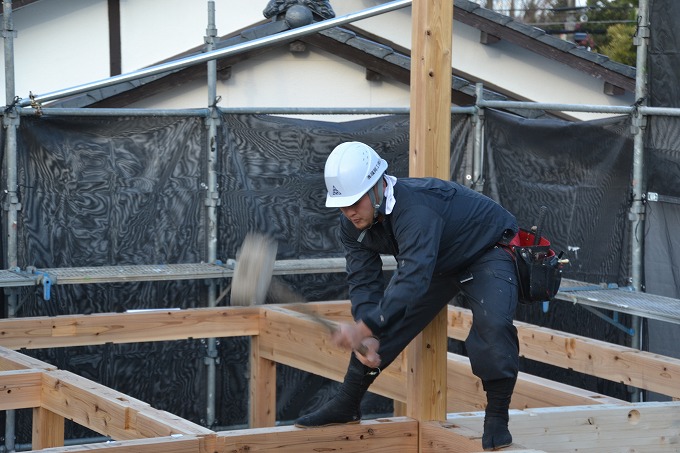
[2,301,680,452]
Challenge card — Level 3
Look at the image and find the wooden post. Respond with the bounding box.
[32,407,65,449]
[407,0,454,429]
[249,334,277,427]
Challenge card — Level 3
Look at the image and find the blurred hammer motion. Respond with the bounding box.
[230,232,368,356]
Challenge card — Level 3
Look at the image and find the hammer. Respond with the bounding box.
[229,232,368,356]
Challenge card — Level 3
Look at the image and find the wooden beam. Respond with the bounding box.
[0,345,56,371]
[0,306,261,350]
[421,421,544,452]
[40,370,214,441]
[421,421,529,453]
[445,353,623,413]
[449,401,680,452]
[0,369,42,410]
[256,306,616,414]
[217,417,419,453]
[32,406,65,450]
[408,0,454,429]
[32,435,202,452]
[448,305,680,398]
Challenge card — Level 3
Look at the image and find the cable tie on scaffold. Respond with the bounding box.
[4,96,21,114]
[29,91,43,117]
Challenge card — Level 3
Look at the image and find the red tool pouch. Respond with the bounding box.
[511,229,563,304]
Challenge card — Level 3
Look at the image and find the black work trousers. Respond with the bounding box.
[361,245,520,382]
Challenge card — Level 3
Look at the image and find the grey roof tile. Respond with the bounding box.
[468,4,512,26]
[536,34,577,52]
[384,53,411,70]
[346,36,395,59]
[319,27,356,43]
[453,0,480,14]
[569,46,610,64]
[601,60,636,78]
[506,20,546,38]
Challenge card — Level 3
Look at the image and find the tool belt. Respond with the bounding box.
[508,228,564,304]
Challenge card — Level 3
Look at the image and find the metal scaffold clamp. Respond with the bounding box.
[28,91,44,116]
[26,266,55,301]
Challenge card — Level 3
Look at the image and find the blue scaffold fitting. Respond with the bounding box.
[28,268,53,301]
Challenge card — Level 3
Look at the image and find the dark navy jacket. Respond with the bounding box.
[338,177,518,335]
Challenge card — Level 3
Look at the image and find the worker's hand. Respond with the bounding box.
[355,336,381,368]
[331,321,380,367]
[330,322,362,350]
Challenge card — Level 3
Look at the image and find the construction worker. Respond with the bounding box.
[295,141,520,451]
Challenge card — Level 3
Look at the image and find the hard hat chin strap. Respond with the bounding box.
[357,179,384,244]
[367,177,384,220]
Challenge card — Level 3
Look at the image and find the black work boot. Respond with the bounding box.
[482,377,516,451]
[295,355,379,428]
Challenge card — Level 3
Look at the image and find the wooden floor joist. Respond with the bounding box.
[450,402,680,453]
[2,303,680,452]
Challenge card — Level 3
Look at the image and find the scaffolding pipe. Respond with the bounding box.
[13,104,680,118]
[479,100,634,115]
[204,0,220,429]
[16,107,209,117]
[630,0,650,293]
[472,83,485,192]
[628,0,650,402]
[3,0,18,450]
[17,0,413,107]
[14,106,454,117]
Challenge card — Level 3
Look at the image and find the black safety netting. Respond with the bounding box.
[3,104,680,441]
[641,0,680,401]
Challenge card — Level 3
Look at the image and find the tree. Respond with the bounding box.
[582,0,637,64]
[599,23,637,66]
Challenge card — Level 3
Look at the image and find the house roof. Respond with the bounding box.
[453,0,635,93]
[39,0,635,120]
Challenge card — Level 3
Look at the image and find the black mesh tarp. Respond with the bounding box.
[643,0,680,401]
[482,110,633,396]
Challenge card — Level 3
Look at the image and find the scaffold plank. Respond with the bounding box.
[4,261,680,327]
[0,269,38,288]
[1,256,397,286]
[556,278,680,325]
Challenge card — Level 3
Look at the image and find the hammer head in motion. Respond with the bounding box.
[230,233,278,306]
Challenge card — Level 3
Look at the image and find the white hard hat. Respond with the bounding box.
[324,141,388,208]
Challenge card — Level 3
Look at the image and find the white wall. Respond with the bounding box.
[127,46,411,122]
[119,0,265,72]
[1,0,110,101]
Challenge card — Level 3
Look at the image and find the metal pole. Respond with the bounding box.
[18,0,413,107]
[18,103,680,117]
[203,0,220,429]
[472,83,485,192]
[628,0,650,402]
[3,0,19,450]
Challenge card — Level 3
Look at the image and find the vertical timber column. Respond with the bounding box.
[249,332,277,427]
[32,407,65,449]
[407,0,453,428]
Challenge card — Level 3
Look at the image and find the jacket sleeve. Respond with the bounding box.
[341,223,386,322]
